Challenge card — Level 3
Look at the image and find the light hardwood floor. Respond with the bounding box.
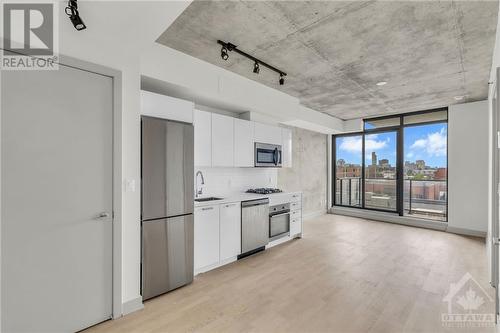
[87,214,496,333]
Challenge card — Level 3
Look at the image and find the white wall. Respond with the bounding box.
[196,168,277,197]
[446,101,490,234]
[487,0,500,291]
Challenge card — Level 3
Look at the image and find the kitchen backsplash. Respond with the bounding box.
[195,167,278,197]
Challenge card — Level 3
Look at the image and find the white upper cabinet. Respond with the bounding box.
[193,110,292,168]
[281,127,292,168]
[140,90,194,123]
[211,113,234,167]
[219,202,241,261]
[194,110,212,167]
[234,118,254,167]
[254,122,282,145]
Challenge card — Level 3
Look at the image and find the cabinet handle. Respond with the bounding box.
[225,203,237,208]
[201,207,214,211]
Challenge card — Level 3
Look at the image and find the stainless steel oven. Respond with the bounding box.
[269,203,290,241]
[255,142,282,167]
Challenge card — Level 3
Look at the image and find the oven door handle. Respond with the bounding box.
[270,211,290,218]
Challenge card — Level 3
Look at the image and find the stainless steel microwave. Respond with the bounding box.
[255,142,282,167]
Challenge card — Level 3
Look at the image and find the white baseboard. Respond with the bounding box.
[122,296,144,316]
[446,226,487,238]
[303,210,327,221]
[331,207,486,238]
[194,256,237,276]
[331,206,447,232]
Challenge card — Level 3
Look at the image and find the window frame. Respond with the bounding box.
[332,107,449,221]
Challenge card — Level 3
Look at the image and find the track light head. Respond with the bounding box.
[221,47,229,61]
[279,74,284,85]
[253,62,260,74]
[65,0,86,31]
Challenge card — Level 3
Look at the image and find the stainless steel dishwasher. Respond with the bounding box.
[239,198,270,258]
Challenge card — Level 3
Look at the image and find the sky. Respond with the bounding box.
[336,123,447,168]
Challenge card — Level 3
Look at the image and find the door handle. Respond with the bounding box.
[95,212,111,220]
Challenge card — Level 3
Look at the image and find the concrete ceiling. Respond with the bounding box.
[157,1,498,120]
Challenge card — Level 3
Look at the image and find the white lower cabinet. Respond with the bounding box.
[195,193,302,274]
[194,205,220,272]
[290,217,301,236]
[219,202,241,261]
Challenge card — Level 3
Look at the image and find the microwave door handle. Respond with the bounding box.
[274,148,278,165]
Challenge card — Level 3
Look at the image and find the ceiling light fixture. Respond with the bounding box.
[253,62,260,74]
[376,81,387,86]
[65,0,86,31]
[454,95,465,101]
[220,46,229,61]
[217,40,287,85]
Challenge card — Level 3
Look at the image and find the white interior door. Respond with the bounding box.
[2,64,113,332]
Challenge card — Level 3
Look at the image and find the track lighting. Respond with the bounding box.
[65,0,86,31]
[221,46,229,61]
[217,40,287,85]
[253,62,260,74]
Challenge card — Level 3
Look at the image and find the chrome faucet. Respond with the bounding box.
[195,171,205,198]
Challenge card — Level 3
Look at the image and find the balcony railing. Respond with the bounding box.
[404,179,447,221]
[335,177,447,221]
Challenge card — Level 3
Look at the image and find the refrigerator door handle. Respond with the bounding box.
[94,212,111,220]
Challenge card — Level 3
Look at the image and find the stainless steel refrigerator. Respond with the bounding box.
[141,116,194,300]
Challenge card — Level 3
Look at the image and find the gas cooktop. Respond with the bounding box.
[246,188,283,195]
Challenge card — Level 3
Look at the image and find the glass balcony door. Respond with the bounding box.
[363,131,398,212]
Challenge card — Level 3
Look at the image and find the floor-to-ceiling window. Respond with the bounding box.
[333,108,448,221]
[335,135,362,207]
[403,111,448,221]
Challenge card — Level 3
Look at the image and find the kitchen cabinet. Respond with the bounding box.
[194,205,220,271]
[234,118,254,167]
[212,113,234,167]
[140,90,194,123]
[290,217,302,236]
[281,127,292,168]
[254,122,282,145]
[194,191,302,275]
[219,202,241,261]
[193,110,292,168]
[194,110,212,167]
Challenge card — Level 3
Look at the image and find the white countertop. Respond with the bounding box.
[194,191,302,208]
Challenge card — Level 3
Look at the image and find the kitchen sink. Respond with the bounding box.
[195,197,223,202]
